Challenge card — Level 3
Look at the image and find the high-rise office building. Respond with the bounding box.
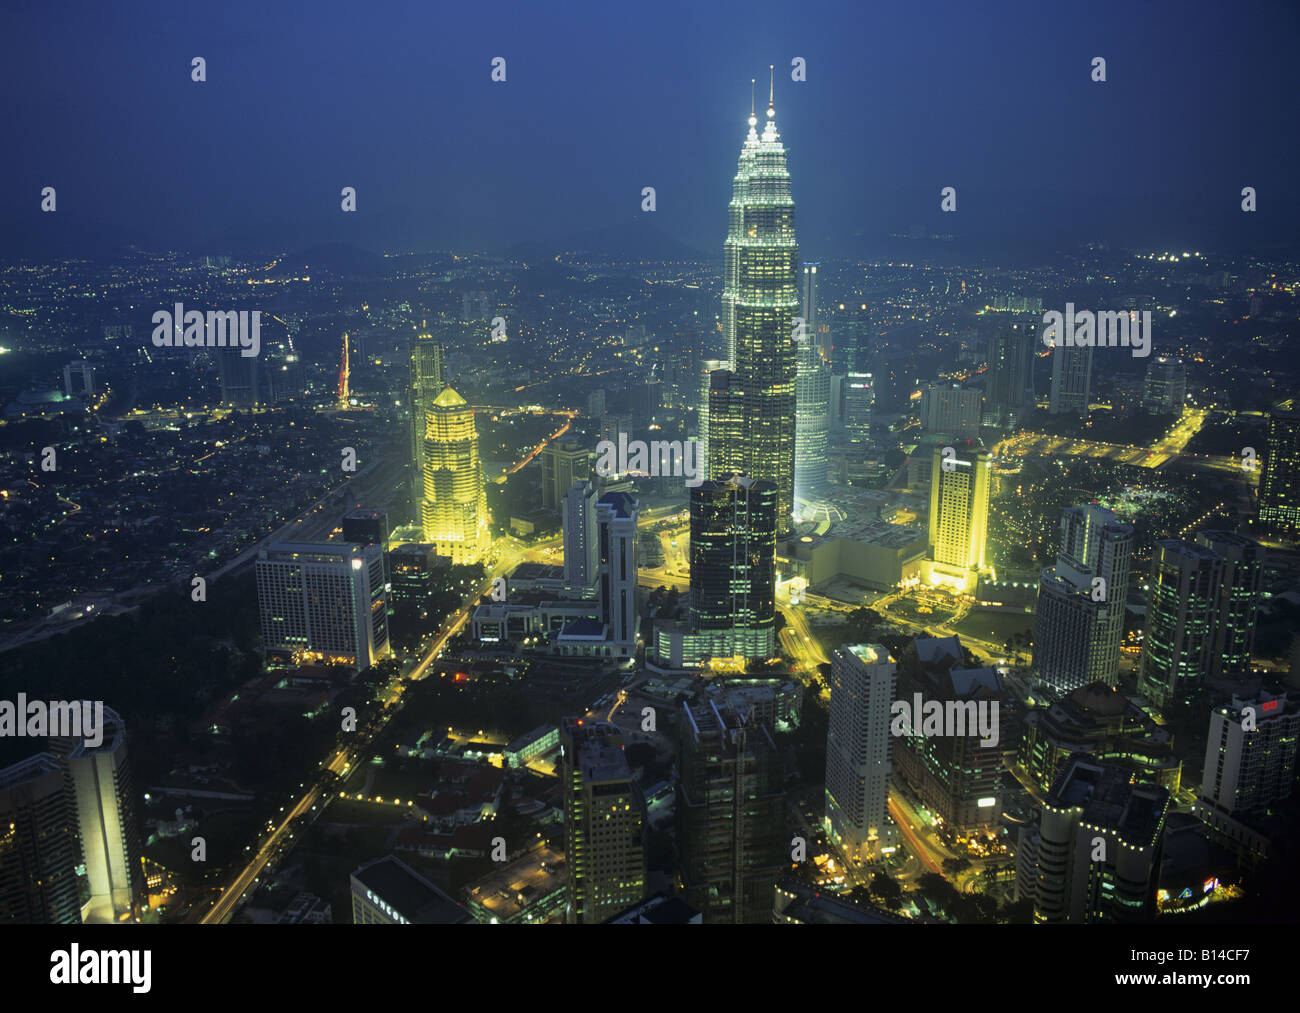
[841,372,875,446]
[542,439,591,512]
[1016,755,1170,923]
[408,329,445,518]
[217,347,259,407]
[0,754,81,924]
[1142,356,1186,415]
[984,320,1034,428]
[828,301,872,375]
[1259,410,1300,535]
[893,637,1006,833]
[794,329,831,502]
[561,718,646,924]
[1138,540,1223,709]
[419,386,488,564]
[1195,530,1263,679]
[1048,342,1092,415]
[1033,505,1134,693]
[676,699,784,923]
[709,81,798,529]
[562,480,600,598]
[824,644,897,863]
[1196,690,1299,821]
[921,384,981,440]
[256,540,390,671]
[924,440,991,592]
[595,490,638,656]
[54,707,145,924]
[689,475,777,660]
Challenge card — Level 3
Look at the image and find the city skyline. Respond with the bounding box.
[1,0,1299,952]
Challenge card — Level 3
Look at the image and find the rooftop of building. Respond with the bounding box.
[342,508,386,521]
[0,751,63,789]
[351,855,471,924]
[432,386,468,408]
[606,894,701,924]
[596,490,637,518]
[1049,755,1170,845]
[510,562,565,582]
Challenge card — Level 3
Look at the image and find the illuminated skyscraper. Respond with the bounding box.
[1259,410,1300,535]
[561,718,646,924]
[542,439,591,512]
[1033,505,1134,693]
[828,300,872,375]
[256,541,391,671]
[595,490,639,656]
[824,644,896,862]
[1195,690,1299,827]
[985,320,1034,428]
[1016,756,1169,923]
[1142,355,1186,415]
[921,383,980,441]
[53,708,145,924]
[924,440,991,592]
[0,754,81,924]
[562,480,599,598]
[709,74,799,529]
[794,329,830,501]
[689,475,776,660]
[841,372,875,446]
[408,328,445,518]
[1048,342,1092,415]
[1138,540,1222,709]
[1195,530,1263,679]
[420,386,488,564]
[676,699,784,923]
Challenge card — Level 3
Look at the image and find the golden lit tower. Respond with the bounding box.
[337,332,350,407]
[923,440,991,593]
[420,386,488,563]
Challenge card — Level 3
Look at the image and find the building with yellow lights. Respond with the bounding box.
[420,386,488,564]
[922,440,991,594]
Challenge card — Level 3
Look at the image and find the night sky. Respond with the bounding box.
[3,0,1297,258]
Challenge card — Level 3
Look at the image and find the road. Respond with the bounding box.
[197,557,499,923]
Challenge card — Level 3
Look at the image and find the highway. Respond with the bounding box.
[196,580,484,923]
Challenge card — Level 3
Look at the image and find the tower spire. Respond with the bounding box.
[768,64,774,107]
[750,78,755,119]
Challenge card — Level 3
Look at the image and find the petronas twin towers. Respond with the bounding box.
[708,75,799,530]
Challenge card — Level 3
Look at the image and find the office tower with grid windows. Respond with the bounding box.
[924,440,991,593]
[689,475,777,660]
[676,699,784,923]
[256,540,390,671]
[824,644,897,863]
[561,718,646,924]
[1137,540,1223,709]
[1195,530,1263,679]
[0,754,81,924]
[1033,505,1135,693]
[1259,410,1300,535]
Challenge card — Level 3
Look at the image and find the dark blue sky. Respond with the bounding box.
[3,0,1297,258]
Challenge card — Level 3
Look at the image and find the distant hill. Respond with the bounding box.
[267,243,387,277]
[506,220,708,262]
